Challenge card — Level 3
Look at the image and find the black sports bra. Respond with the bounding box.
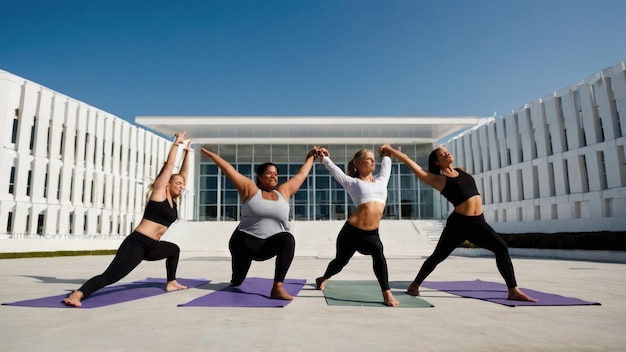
[440,168,480,206]
[143,199,178,227]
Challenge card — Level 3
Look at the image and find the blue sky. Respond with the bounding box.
[1,0,625,125]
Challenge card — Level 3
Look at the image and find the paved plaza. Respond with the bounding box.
[1,250,625,352]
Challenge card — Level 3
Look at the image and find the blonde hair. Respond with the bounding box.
[347,149,372,178]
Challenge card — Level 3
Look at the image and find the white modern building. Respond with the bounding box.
[1,61,625,248]
[135,115,480,223]
[0,70,194,242]
[443,61,626,233]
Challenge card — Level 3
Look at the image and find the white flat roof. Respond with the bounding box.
[135,116,482,144]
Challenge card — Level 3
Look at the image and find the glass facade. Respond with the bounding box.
[197,143,437,221]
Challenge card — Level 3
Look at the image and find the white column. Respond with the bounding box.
[606,63,626,137]
[487,122,500,169]
[94,111,105,172]
[495,118,509,166]
[75,104,88,167]
[544,93,566,154]
[48,95,65,159]
[530,99,550,158]
[0,72,22,147]
[517,107,534,161]
[505,112,522,164]
[578,84,602,144]
[103,115,114,174]
[560,91,584,150]
[477,124,489,173]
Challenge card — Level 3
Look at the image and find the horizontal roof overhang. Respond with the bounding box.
[135,116,482,144]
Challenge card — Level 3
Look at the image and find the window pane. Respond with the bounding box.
[200,176,217,189]
[223,190,239,204]
[200,163,218,175]
[199,206,217,220]
[199,191,217,204]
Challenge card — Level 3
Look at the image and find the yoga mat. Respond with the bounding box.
[2,278,209,308]
[322,280,433,308]
[178,277,305,308]
[421,279,601,307]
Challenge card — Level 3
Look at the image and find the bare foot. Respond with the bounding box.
[315,277,328,290]
[406,281,421,296]
[63,290,84,307]
[165,280,188,292]
[383,290,400,307]
[270,281,294,300]
[508,287,538,302]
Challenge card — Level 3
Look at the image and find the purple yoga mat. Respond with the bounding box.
[178,277,306,308]
[421,279,600,307]
[2,278,209,308]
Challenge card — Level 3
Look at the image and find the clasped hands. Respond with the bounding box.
[173,131,191,150]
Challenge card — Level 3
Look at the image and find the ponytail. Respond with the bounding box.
[348,149,371,178]
[428,148,441,175]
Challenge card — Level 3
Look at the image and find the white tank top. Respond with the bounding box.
[238,190,290,239]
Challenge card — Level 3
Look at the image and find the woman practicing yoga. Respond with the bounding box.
[200,145,319,300]
[315,146,399,307]
[64,132,191,306]
[379,144,537,302]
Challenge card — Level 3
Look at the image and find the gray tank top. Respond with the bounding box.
[238,190,290,239]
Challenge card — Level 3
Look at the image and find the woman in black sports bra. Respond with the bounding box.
[380,144,537,302]
[64,132,191,307]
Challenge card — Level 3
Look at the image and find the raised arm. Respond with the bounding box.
[177,139,191,182]
[150,132,187,200]
[277,146,319,199]
[379,144,446,192]
[318,147,353,188]
[200,147,257,202]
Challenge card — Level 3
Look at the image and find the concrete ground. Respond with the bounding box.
[1,251,625,352]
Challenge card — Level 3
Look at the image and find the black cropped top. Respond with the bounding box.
[143,199,178,227]
[440,168,480,207]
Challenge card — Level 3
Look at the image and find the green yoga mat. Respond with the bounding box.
[322,280,433,308]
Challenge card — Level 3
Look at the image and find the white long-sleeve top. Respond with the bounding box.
[321,156,391,206]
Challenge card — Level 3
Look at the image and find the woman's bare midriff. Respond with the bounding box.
[133,219,169,241]
[453,195,483,216]
[348,202,385,230]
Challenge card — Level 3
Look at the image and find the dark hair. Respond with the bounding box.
[347,149,371,178]
[428,148,441,175]
[255,162,278,187]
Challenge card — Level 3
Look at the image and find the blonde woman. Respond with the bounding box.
[64,132,191,307]
[315,147,399,307]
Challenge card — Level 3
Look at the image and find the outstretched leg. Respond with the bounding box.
[466,215,537,302]
[317,223,358,289]
[64,233,148,306]
[408,218,464,296]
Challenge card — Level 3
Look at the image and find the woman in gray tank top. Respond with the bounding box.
[201,146,319,300]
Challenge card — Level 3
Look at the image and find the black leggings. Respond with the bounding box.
[322,222,391,291]
[77,231,181,298]
[414,212,517,288]
[229,229,295,286]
